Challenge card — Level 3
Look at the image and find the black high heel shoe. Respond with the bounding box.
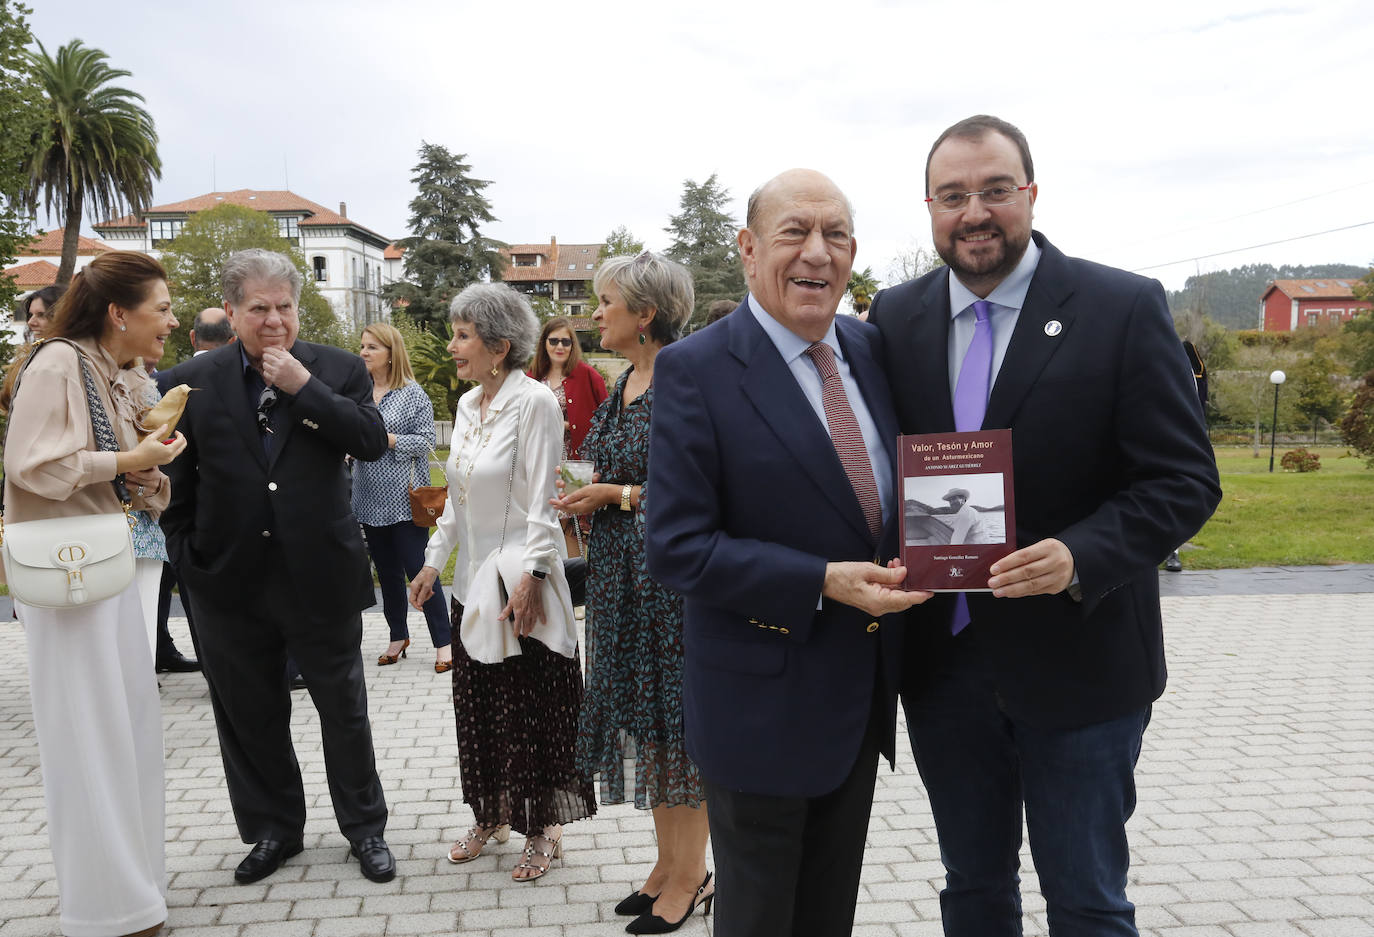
[625,872,713,934]
[614,889,660,917]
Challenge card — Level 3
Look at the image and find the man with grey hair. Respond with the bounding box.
[161,248,396,885]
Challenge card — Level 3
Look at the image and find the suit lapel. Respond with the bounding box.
[730,311,874,544]
[212,347,268,471]
[984,236,1076,429]
[906,271,956,433]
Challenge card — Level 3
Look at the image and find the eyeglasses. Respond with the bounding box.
[925,184,1032,213]
[546,337,573,348]
[257,386,278,435]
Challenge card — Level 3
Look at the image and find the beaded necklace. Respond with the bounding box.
[454,394,498,505]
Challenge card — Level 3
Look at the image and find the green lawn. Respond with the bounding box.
[1185,446,1374,568]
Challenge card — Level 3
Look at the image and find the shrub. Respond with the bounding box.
[1279,447,1321,472]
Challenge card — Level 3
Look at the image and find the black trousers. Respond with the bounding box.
[191,552,387,844]
[704,688,883,937]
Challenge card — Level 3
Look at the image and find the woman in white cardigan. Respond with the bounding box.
[409,283,595,883]
[1,251,187,937]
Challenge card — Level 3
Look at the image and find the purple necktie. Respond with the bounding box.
[950,300,993,634]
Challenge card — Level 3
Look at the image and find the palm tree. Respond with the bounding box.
[847,266,880,315]
[23,39,161,288]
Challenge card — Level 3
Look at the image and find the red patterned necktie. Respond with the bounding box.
[804,342,882,540]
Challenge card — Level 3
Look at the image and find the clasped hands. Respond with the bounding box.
[408,565,548,638]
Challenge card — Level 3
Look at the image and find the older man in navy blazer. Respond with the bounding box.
[868,116,1221,936]
[647,169,929,937]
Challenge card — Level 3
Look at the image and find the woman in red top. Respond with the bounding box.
[529,316,608,460]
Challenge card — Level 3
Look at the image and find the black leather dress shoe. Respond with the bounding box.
[155,648,201,673]
[348,835,396,883]
[234,838,304,884]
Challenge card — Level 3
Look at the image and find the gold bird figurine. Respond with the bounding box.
[140,384,195,439]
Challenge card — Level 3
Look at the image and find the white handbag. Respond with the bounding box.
[0,339,137,609]
[2,511,136,608]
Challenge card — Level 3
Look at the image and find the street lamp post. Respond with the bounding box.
[1268,369,1286,472]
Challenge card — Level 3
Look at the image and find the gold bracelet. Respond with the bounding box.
[620,484,633,512]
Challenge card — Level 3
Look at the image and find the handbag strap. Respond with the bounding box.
[1,339,132,514]
[497,411,519,554]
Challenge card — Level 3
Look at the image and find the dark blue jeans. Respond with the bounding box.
[904,639,1150,937]
[362,522,451,647]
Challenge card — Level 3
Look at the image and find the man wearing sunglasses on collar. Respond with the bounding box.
[160,249,396,887]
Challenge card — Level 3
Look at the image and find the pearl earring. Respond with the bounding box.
[119,325,127,332]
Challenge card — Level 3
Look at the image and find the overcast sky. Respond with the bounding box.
[29,0,1374,291]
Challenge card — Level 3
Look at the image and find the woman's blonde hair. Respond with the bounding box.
[361,322,416,390]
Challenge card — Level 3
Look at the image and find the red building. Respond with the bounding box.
[1260,278,1371,331]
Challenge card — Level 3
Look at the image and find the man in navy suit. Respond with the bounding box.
[647,169,930,937]
[868,116,1221,936]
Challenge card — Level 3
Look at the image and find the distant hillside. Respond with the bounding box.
[1166,263,1369,330]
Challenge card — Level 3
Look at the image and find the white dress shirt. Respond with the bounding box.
[424,370,566,605]
[946,239,1042,396]
[747,294,893,520]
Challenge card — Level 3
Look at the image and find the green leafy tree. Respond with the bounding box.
[1209,343,1301,455]
[598,225,644,261]
[158,203,344,365]
[664,174,745,328]
[384,142,505,332]
[1291,352,1345,442]
[23,39,160,288]
[0,1,44,317]
[847,266,879,314]
[1339,369,1374,468]
[1345,267,1374,376]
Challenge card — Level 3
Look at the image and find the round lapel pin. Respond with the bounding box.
[1044,319,1062,337]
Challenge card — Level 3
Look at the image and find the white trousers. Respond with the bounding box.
[19,583,167,937]
[134,557,162,660]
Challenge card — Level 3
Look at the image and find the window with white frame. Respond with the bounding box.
[276,216,300,242]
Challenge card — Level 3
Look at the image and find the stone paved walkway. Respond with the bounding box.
[1,573,1370,936]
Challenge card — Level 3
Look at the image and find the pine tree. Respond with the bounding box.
[384,142,505,332]
[664,174,745,328]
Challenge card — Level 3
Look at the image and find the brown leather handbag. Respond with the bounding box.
[408,459,447,528]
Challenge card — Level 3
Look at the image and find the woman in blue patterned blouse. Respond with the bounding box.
[352,323,454,672]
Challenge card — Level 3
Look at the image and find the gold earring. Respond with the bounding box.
[490,366,499,377]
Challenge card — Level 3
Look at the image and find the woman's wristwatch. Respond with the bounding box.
[620,484,633,512]
[530,569,547,581]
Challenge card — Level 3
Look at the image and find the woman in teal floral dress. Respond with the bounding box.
[554,252,714,933]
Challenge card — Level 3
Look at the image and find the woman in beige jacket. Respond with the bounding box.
[1,251,187,937]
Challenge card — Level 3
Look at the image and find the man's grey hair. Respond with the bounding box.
[192,308,235,348]
[449,283,539,371]
[221,249,303,307]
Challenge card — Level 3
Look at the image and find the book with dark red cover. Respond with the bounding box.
[897,429,1015,591]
